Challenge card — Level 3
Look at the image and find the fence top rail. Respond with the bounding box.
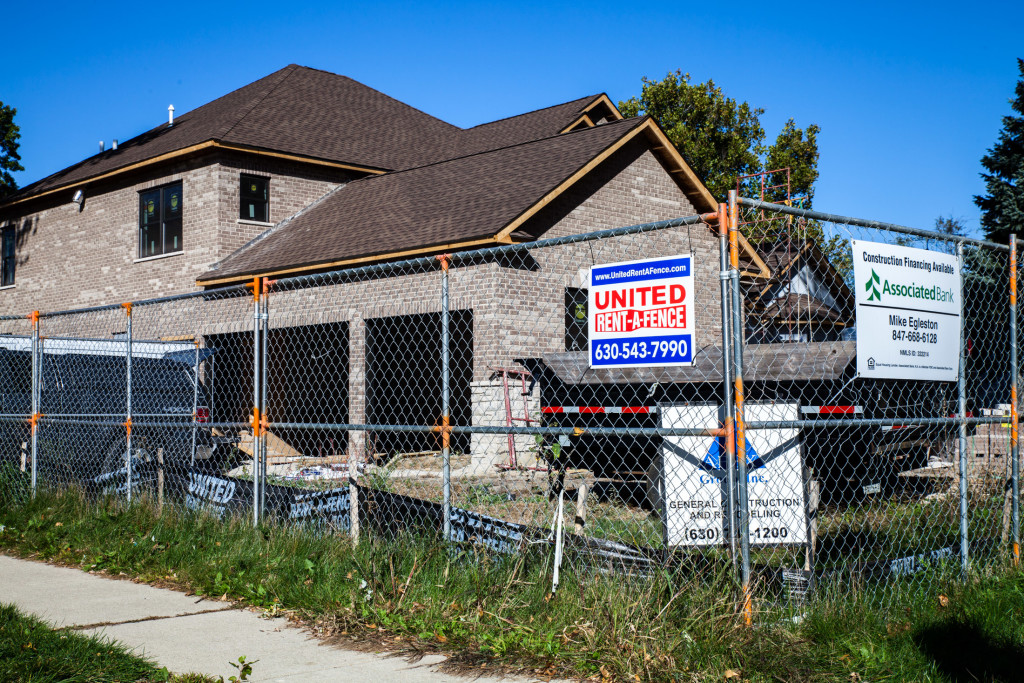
[270,212,711,291]
[37,282,251,320]
[738,197,1009,251]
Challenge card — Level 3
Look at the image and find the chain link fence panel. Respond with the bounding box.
[0,199,1019,611]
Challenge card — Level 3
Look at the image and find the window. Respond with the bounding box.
[240,175,269,222]
[139,182,183,258]
[1,227,14,286]
[565,287,588,351]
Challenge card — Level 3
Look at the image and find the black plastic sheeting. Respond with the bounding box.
[127,468,662,574]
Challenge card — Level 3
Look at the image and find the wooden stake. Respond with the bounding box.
[157,448,165,513]
[574,483,589,533]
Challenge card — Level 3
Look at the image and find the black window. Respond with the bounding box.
[240,175,269,222]
[1,227,14,286]
[139,182,183,258]
[565,287,588,351]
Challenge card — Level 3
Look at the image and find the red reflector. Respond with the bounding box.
[579,407,604,414]
[196,407,210,423]
[541,407,563,414]
[820,406,856,414]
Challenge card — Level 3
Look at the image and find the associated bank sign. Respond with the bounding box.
[852,240,961,382]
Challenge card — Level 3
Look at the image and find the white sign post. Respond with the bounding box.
[661,403,807,548]
[852,240,962,381]
[588,254,694,368]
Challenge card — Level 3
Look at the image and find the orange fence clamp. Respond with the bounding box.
[252,407,262,438]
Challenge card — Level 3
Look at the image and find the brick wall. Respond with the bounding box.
[0,153,351,314]
[3,137,720,470]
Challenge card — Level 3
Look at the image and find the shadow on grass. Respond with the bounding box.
[915,621,1024,682]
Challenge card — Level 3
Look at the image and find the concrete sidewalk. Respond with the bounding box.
[0,554,547,682]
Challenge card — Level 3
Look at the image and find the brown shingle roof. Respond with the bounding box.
[451,96,603,157]
[7,65,464,202]
[4,66,615,206]
[200,117,648,283]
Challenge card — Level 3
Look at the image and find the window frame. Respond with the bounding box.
[565,287,589,352]
[138,181,184,259]
[239,174,270,223]
[1,226,15,287]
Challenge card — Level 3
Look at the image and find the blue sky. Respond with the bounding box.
[2,1,1021,236]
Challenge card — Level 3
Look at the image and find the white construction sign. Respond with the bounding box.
[852,240,961,381]
[588,254,694,368]
[660,403,807,547]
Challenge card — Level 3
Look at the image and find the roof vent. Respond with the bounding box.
[168,104,175,127]
[99,141,104,153]
[112,139,118,150]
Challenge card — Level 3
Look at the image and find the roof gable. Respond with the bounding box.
[198,116,763,286]
[453,94,620,158]
[749,239,854,314]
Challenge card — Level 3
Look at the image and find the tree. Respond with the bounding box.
[764,119,820,206]
[975,58,1024,244]
[0,101,24,201]
[618,70,820,207]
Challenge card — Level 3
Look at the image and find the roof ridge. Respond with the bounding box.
[295,65,462,133]
[463,94,598,131]
[348,116,644,183]
[214,64,298,141]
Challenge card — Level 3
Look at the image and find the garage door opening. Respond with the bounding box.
[205,321,350,458]
[365,310,472,458]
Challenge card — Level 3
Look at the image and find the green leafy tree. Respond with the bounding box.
[618,70,765,201]
[975,58,1024,244]
[0,101,24,201]
[618,70,820,207]
[764,119,820,206]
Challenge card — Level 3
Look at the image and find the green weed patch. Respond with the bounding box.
[1,484,1023,682]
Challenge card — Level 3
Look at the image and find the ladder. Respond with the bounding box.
[489,366,539,470]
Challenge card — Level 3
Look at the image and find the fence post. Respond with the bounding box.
[260,279,270,519]
[123,303,133,505]
[252,277,262,525]
[29,311,39,498]
[728,190,752,624]
[957,241,969,574]
[715,203,738,567]
[1011,234,1020,566]
[190,340,200,466]
[438,255,452,542]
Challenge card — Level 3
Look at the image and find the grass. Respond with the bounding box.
[2,464,1024,681]
[0,603,215,683]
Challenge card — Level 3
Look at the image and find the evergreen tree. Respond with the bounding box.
[975,58,1024,244]
[0,101,24,200]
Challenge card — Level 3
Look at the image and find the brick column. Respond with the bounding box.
[348,312,366,462]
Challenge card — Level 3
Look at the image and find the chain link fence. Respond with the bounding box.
[1,195,1019,612]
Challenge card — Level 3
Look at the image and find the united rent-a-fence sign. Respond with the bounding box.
[588,255,694,368]
[852,240,961,381]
